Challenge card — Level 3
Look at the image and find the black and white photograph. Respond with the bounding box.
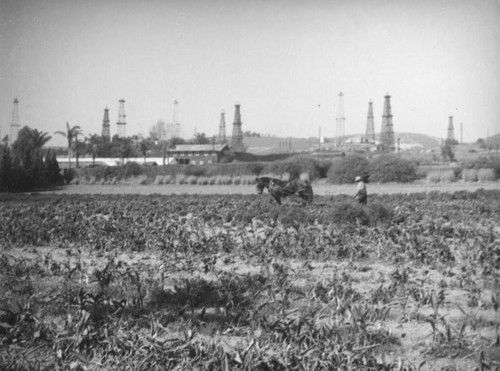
[1,0,499,369]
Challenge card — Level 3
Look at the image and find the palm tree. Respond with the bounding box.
[86,134,101,165]
[138,137,153,164]
[30,129,52,149]
[55,122,82,169]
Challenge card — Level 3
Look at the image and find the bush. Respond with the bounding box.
[327,155,370,184]
[461,169,478,182]
[369,155,417,183]
[197,176,210,185]
[324,200,370,225]
[186,175,198,185]
[176,174,187,185]
[153,175,164,185]
[123,162,142,178]
[269,155,329,180]
[367,201,394,226]
[163,175,173,184]
[477,168,496,182]
[426,170,456,183]
[462,156,500,180]
[134,175,148,185]
[63,168,75,185]
[247,163,265,176]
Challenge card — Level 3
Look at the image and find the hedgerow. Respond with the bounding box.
[327,154,370,184]
[369,155,417,183]
[269,155,330,180]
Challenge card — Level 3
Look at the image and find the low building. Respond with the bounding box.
[170,144,230,165]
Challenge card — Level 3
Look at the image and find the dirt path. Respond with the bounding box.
[47,179,500,196]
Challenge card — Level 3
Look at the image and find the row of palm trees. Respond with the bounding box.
[7,122,210,170]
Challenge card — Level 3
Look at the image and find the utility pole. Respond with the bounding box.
[336,92,345,149]
[318,126,322,151]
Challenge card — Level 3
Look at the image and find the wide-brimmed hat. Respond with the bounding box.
[355,176,362,182]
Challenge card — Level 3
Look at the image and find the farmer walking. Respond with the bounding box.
[354,176,367,205]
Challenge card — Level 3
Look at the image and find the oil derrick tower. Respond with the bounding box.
[380,94,395,151]
[231,103,245,152]
[447,116,455,141]
[101,107,111,142]
[335,92,345,148]
[167,100,180,139]
[10,98,20,144]
[116,99,127,138]
[365,101,375,142]
[218,110,227,144]
[172,99,180,138]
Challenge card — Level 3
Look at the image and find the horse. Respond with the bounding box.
[255,176,313,205]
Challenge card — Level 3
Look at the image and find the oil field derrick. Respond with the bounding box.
[231,103,245,152]
[365,100,375,143]
[218,110,227,144]
[116,99,127,138]
[380,94,395,152]
[102,107,111,141]
[335,92,345,148]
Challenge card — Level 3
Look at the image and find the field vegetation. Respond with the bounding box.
[1,190,499,370]
[73,153,500,188]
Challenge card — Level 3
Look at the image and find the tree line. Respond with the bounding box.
[0,121,224,192]
[0,126,63,192]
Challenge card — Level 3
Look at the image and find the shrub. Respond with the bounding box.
[477,168,496,182]
[324,200,370,225]
[176,174,187,185]
[269,155,327,180]
[186,175,198,185]
[215,175,232,185]
[247,163,265,176]
[278,206,314,228]
[327,155,370,184]
[426,171,440,184]
[463,156,500,180]
[153,175,164,185]
[135,175,148,185]
[163,175,173,184]
[369,155,417,183]
[123,162,142,178]
[63,168,75,184]
[426,170,456,183]
[220,175,232,185]
[197,176,210,185]
[461,169,478,182]
[367,201,394,226]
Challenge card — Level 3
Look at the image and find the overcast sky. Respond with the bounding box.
[1,0,499,147]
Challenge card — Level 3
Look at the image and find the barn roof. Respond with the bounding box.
[172,144,229,152]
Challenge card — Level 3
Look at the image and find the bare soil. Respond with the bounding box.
[48,179,500,196]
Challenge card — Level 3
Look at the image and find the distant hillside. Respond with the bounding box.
[243,136,319,155]
[394,132,440,150]
[242,132,440,154]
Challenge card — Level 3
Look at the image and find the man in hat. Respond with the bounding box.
[354,176,367,205]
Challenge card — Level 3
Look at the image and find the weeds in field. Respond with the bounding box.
[0,191,499,369]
